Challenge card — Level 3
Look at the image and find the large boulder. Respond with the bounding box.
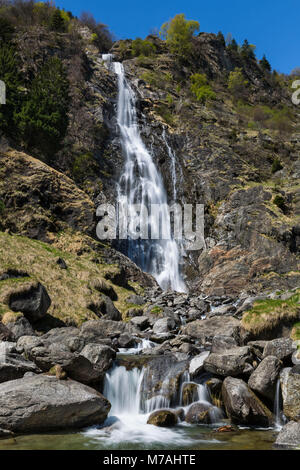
[222,377,273,427]
[0,375,110,432]
[204,347,253,377]
[152,317,175,335]
[9,282,51,322]
[0,322,14,341]
[89,295,121,321]
[5,316,35,340]
[80,319,131,343]
[80,343,116,372]
[248,356,282,400]
[185,402,213,424]
[130,316,150,330]
[189,351,210,377]
[147,410,177,427]
[263,338,294,362]
[274,421,300,449]
[182,317,240,345]
[280,367,300,421]
[0,352,40,383]
[211,335,238,353]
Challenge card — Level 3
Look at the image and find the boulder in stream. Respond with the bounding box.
[147,409,177,427]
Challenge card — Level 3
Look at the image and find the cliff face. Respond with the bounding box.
[0,28,299,297]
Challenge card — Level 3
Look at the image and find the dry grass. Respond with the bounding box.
[0,231,143,326]
[242,289,300,335]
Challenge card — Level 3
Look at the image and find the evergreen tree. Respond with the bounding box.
[0,43,21,135]
[227,38,238,53]
[16,57,70,156]
[260,55,271,72]
[241,39,256,60]
[0,17,14,44]
[217,31,225,47]
[50,9,66,32]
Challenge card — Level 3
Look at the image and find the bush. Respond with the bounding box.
[228,67,248,101]
[160,13,199,59]
[190,73,216,103]
[0,17,14,43]
[271,158,283,174]
[260,55,271,73]
[72,152,96,181]
[50,9,67,32]
[0,43,21,135]
[131,38,156,57]
[273,195,286,211]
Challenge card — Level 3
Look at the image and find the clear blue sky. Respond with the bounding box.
[55,0,299,74]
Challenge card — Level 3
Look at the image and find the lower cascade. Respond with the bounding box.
[103,54,186,293]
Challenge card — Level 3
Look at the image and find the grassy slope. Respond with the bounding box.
[0,231,143,326]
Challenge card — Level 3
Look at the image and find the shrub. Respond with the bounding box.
[160,13,199,59]
[0,43,21,135]
[190,73,216,103]
[271,158,283,174]
[228,67,248,100]
[260,55,271,73]
[50,9,67,32]
[273,195,286,211]
[131,38,156,57]
[0,17,14,43]
[72,152,95,181]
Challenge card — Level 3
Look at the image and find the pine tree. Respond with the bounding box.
[0,18,14,44]
[260,55,271,72]
[16,57,70,156]
[241,39,256,60]
[217,31,225,47]
[0,43,21,135]
[50,9,66,32]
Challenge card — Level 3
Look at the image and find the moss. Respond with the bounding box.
[242,289,300,335]
[150,305,163,315]
[291,322,300,341]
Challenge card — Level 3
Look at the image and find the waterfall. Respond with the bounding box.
[274,378,286,430]
[103,54,186,293]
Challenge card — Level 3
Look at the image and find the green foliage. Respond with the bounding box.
[72,152,96,181]
[216,31,225,47]
[131,38,156,57]
[160,13,199,59]
[0,17,14,43]
[271,158,283,174]
[50,9,67,32]
[16,56,70,156]
[226,38,238,53]
[190,73,216,103]
[241,39,256,61]
[228,67,248,100]
[273,195,286,211]
[0,43,21,135]
[260,55,271,73]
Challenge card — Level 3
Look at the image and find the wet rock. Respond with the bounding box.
[222,377,273,427]
[189,351,210,377]
[62,354,104,385]
[185,402,213,424]
[181,382,199,406]
[0,341,17,355]
[0,375,110,432]
[204,346,253,377]
[248,356,282,401]
[174,408,185,421]
[130,316,150,330]
[206,378,223,407]
[5,316,35,340]
[0,353,40,384]
[280,367,300,421]
[9,282,51,322]
[80,343,116,372]
[182,317,240,345]
[211,335,238,353]
[274,421,300,449]
[263,338,294,363]
[147,409,177,427]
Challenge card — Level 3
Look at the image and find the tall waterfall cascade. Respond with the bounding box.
[102,54,186,293]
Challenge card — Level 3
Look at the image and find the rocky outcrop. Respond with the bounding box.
[0,352,40,384]
[0,375,110,432]
[181,317,240,345]
[222,377,273,427]
[248,356,281,400]
[263,338,294,362]
[80,343,116,372]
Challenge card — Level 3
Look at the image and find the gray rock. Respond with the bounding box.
[0,341,17,355]
[274,421,300,449]
[204,347,253,377]
[117,333,136,348]
[5,317,35,340]
[153,317,175,335]
[182,317,240,345]
[248,356,282,400]
[80,319,131,343]
[9,282,51,322]
[189,351,210,377]
[16,335,43,355]
[263,338,294,362]
[185,402,213,424]
[126,295,145,306]
[130,316,150,330]
[0,322,14,341]
[280,367,300,421]
[0,353,40,384]
[222,377,273,427]
[147,409,177,427]
[80,343,116,372]
[0,375,110,432]
[211,335,238,353]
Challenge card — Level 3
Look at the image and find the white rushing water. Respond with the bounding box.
[103,54,186,293]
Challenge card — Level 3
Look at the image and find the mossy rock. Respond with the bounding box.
[147,409,178,427]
